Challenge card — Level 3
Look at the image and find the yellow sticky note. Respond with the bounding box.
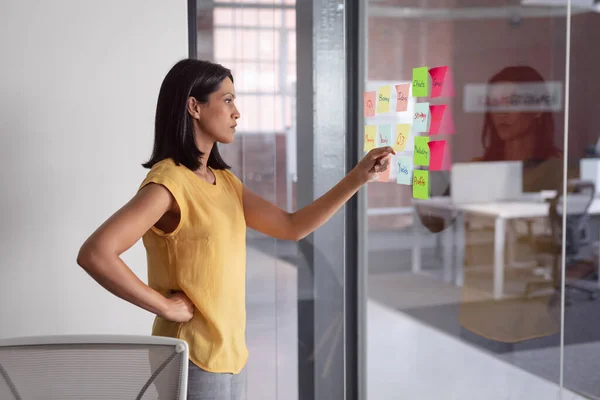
[377,86,391,114]
[412,169,429,200]
[364,125,376,152]
[394,124,410,152]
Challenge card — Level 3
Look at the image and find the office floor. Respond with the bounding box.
[243,243,592,400]
[367,227,600,400]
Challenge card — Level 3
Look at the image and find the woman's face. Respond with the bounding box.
[196,77,240,144]
[488,83,539,141]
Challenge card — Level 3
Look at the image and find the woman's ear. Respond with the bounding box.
[187,97,201,120]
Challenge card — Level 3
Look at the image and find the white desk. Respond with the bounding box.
[413,197,600,300]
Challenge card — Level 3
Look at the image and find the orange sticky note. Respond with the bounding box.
[395,84,410,112]
[363,92,376,118]
[429,66,455,99]
[429,104,455,135]
[364,125,376,152]
[428,140,451,171]
[394,124,410,152]
[378,156,392,182]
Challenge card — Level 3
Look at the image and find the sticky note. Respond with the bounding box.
[429,66,455,99]
[412,67,429,97]
[394,124,410,152]
[377,124,392,148]
[396,155,413,185]
[412,102,430,133]
[428,140,451,171]
[388,154,399,181]
[377,159,392,182]
[429,104,455,135]
[363,91,376,118]
[395,83,410,112]
[364,125,376,152]
[413,170,429,200]
[414,136,430,166]
[377,86,391,114]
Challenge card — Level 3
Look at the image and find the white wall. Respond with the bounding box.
[0,0,188,339]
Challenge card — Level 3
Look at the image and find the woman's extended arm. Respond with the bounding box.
[243,146,395,241]
[76,184,194,322]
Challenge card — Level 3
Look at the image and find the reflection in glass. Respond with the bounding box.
[479,66,562,191]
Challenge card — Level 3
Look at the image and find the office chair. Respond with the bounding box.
[525,180,599,305]
[0,335,188,400]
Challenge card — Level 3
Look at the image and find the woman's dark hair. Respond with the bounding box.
[143,59,232,171]
[481,65,561,162]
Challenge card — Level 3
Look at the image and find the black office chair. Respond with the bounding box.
[526,180,599,305]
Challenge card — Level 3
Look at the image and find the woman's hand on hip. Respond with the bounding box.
[160,291,195,323]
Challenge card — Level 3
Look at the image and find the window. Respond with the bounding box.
[212,2,296,135]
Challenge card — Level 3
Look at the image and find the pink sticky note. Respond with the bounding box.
[429,104,455,135]
[395,84,410,112]
[428,140,451,171]
[364,92,376,117]
[429,66,455,99]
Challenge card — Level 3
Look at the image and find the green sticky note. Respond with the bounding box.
[412,67,429,97]
[413,170,429,200]
[414,136,430,166]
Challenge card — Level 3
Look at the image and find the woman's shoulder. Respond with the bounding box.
[147,158,186,178]
[215,168,243,198]
[213,167,239,181]
[140,158,188,191]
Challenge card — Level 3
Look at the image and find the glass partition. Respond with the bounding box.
[191,0,600,398]
[193,1,353,400]
[361,1,586,398]
[194,1,299,399]
[564,5,600,400]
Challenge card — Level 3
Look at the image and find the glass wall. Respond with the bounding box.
[193,1,352,400]
[363,1,600,399]
[195,2,299,399]
[192,0,600,399]
[564,5,600,399]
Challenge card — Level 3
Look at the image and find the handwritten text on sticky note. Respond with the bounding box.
[396,155,413,185]
[395,83,410,112]
[413,170,429,199]
[364,125,376,152]
[412,67,429,97]
[394,124,410,152]
[429,66,455,99]
[363,91,376,118]
[412,102,430,133]
[414,136,430,166]
[377,86,391,114]
[377,124,392,148]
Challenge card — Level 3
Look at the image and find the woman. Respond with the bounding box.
[76,58,394,399]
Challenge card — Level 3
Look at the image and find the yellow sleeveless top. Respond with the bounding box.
[139,158,248,374]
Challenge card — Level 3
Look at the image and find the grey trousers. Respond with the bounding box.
[187,361,245,400]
